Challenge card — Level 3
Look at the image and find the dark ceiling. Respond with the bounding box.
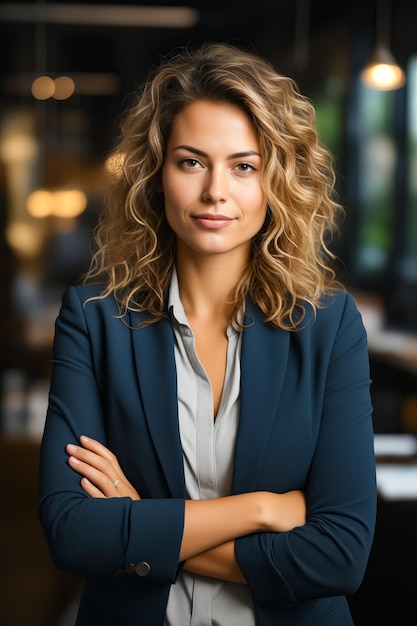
[1,0,416,167]
[0,1,360,82]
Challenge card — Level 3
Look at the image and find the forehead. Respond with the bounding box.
[168,100,259,147]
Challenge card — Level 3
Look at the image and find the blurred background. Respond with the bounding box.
[1,1,417,624]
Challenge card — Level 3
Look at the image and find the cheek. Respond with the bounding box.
[163,201,180,233]
[249,204,268,237]
[242,183,267,211]
[161,181,180,219]
[163,188,187,234]
[162,174,191,213]
[250,199,268,225]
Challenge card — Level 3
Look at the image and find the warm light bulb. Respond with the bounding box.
[52,189,87,218]
[361,45,406,91]
[361,62,406,90]
[31,75,55,100]
[27,189,54,217]
[6,221,42,256]
[53,76,75,100]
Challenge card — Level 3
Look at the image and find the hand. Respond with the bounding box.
[66,435,140,500]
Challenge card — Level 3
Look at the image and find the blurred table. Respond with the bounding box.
[354,292,417,377]
[348,433,417,624]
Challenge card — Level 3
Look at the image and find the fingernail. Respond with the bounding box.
[67,444,77,454]
[68,456,79,465]
[80,435,89,442]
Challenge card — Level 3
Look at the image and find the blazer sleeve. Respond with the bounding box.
[235,293,377,608]
[37,286,185,582]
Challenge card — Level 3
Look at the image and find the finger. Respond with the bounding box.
[66,443,117,479]
[68,454,116,496]
[79,435,116,462]
[80,477,106,498]
[66,441,141,500]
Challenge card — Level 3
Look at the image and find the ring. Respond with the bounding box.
[113,479,120,488]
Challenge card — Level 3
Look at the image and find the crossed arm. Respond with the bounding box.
[66,435,307,584]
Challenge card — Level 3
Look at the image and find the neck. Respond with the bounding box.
[175,248,249,321]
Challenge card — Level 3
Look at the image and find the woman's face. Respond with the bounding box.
[161,99,267,263]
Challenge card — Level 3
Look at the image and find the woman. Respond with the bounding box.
[38,41,377,625]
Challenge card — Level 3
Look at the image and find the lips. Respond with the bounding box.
[192,213,234,229]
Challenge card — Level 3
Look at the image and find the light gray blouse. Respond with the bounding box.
[164,269,257,626]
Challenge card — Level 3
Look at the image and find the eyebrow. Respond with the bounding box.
[172,144,261,159]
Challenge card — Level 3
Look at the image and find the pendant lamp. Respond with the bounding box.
[360,0,405,91]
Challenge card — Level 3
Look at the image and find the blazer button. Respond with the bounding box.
[135,561,151,576]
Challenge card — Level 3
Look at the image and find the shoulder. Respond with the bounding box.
[61,284,118,314]
[317,288,362,323]
[309,289,367,347]
[57,284,125,332]
[316,289,361,322]
[64,283,107,301]
[59,284,152,329]
[248,289,362,334]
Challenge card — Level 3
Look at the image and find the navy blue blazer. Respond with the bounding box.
[38,284,377,626]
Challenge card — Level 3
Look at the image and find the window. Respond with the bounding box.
[352,81,398,284]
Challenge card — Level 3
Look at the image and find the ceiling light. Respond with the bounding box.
[0,4,199,29]
[53,76,76,100]
[4,72,120,97]
[31,75,55,100]
[27,188,88,219]
[360,0,405,91]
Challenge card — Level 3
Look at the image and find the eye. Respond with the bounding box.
[235,162,255,173]
[180,158,202,169]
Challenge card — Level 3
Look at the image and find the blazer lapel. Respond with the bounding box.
[130,313,185,497]
[232,300,290,493]
[129,303,289,497]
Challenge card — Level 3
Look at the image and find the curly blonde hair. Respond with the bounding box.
[84,41,345,329]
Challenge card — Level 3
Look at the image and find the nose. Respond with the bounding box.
[202,167,228,203]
